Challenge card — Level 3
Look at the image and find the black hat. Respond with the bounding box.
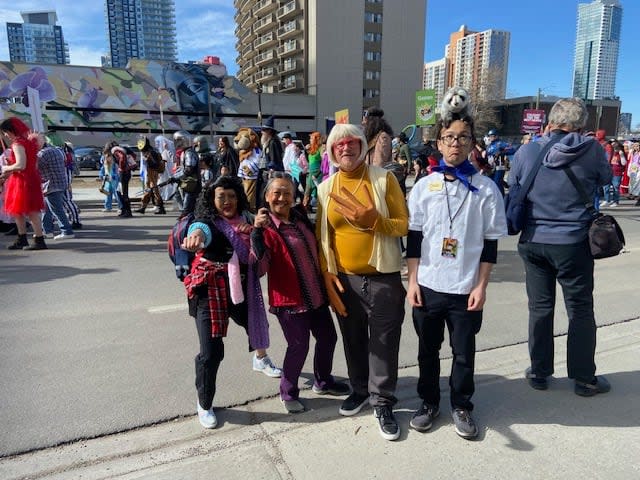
[137,136,152,152]
[282,133,292,140]
[262,116,277,132]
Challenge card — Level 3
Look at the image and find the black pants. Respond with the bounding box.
[192,293,251,410]
[336,272,405,407]
[518,240,596,383]
[412,286,482,411]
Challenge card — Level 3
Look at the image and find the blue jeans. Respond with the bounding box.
[43,191,74,235]
[604,176,622,204]
[517,240,596,383]
[492,169,506,196]
[103,179,121,210]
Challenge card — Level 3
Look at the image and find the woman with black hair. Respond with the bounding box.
[362,107,394,167]
[181,175,281,429]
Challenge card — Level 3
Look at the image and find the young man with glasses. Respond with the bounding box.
[406,105,507,440]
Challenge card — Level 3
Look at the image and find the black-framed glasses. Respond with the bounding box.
[440,134,472,146]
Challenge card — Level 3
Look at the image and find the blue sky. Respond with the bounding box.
[1,0,638,130]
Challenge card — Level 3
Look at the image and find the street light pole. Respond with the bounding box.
[257,82,263,126]
[206,86,214,142]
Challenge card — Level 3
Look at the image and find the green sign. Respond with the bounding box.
[415,89,436,126]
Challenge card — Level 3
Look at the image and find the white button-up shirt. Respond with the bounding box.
[408,172,507,294]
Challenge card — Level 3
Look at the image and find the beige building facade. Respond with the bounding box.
[234,0,426,132]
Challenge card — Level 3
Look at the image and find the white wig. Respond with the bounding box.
[326,123,368,166]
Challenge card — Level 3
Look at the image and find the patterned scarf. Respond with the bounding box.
[213,216,270,350]
[183,252,229,338]
[432,159,478,192]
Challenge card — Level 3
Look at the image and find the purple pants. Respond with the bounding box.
[276,305,338,401]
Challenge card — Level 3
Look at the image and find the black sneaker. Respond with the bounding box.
[71,222,83,230]
[575,375,611,397]
[338,392,369,416]
[452,408,478,439]
[374,406,400,441]
[525,367,548,390]
[410,403,440,432]
[312,381,351,396]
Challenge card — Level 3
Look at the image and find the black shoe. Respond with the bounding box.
[452,408,478,439]
[410,403,440,432]
[8,234,28,250]
[373,406,400,441]
[525,367,548,390]
[135,207,146,214]
[154,206,166,214]
[23,235,47,250]
[71,222,83,230]
[312,381,351,396]
[575,376,611,397]
[338,392,369,416]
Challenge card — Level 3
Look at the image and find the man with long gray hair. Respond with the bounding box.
[509,97,612,397]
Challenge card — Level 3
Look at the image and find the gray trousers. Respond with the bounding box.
[336,272,405,407]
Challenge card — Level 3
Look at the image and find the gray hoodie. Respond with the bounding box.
[509,131,612,244]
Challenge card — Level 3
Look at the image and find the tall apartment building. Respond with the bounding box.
[233,0,426,130]
[572,0,622,100]
[6,11,69,65]
[105,0,177,68]
[424,25,509,108]
[446,25,510,101]
[423,57,448,107]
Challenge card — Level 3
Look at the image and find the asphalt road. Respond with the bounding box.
[1,198,639,457]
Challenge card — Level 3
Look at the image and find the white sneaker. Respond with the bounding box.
[101,208,113,212]
[42,233,55,239]
[197,402,217,429]
[599,201,609,207]
[609,202,618,207]
[54,233,75,240]
[252,354,282,378]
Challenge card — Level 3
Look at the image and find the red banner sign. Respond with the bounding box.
[521,109,545,134]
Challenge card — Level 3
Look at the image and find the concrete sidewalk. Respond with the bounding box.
[2,319,638,480]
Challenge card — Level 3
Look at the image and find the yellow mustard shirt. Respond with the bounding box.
[320,163,408,275]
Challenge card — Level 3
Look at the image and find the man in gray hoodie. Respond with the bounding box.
[509,97,612,397]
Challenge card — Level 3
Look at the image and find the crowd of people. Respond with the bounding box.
[0,92,621,443]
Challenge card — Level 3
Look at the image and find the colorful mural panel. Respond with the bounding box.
[0,59,256,145]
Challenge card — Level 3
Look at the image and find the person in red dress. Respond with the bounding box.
[0,117,47,250]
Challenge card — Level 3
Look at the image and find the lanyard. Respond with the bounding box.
[444,177,471,234]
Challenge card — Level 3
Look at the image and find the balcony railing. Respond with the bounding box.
[253,13,276,35]
[254,31,277,50]
[277,39,301,57]
[277,20,301,40]
[277,0,301,21]
[255,49,277,67]
[254,0,278,17]
[255,67,279,83]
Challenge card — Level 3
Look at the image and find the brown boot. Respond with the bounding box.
[8,234,28,250]
[23,235,48,250]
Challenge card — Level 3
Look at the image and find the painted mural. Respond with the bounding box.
[0,59,256,145]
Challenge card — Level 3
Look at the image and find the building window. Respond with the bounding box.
[364,32,382,42]
[365,70,380,80]
[365,12,383,23]
[364,89,380,98]
[365,51,382,61]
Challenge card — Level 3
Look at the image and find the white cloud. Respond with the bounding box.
[0,1,239,68]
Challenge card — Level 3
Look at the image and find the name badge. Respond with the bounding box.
[441,237,459,258]
[429,181,444,192]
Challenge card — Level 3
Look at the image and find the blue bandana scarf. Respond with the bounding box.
[432,159,478,192]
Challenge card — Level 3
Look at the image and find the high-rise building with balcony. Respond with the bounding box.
[105,0,177,68]
[423,58,448,107]
[425,25,509,105]
[233,0,427,130]
[6,11,70,65]
[572,0,622,100]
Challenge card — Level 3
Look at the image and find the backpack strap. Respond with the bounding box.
[512,137,561,204]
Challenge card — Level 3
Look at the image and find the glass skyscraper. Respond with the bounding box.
[105,0,177,68]
[572,0,622,100]
[6,11,70,65]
